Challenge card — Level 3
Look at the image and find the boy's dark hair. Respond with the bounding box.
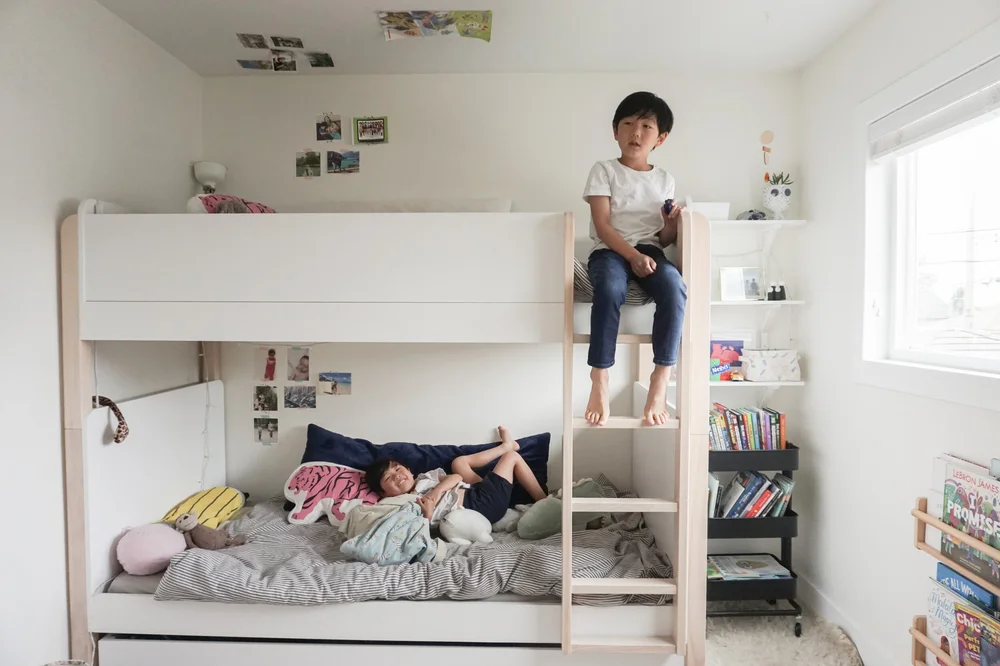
[365,458,407,495]
[613,91,673,134]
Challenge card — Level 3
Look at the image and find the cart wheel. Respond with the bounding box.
[794,622,802,637]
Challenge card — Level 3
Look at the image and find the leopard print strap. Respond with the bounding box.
[95,396,129,443]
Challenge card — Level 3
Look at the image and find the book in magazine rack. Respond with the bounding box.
[59,200,712,666]
[910,493,1000,665]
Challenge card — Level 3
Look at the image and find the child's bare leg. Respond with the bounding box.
[585,367,610,426]
[644,364,672,426]
[491,451,547,502]
[452,427,519,484]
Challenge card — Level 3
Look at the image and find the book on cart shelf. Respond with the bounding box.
[709,471,794,519]
[707,554,791,581]
[709,401,786,450]
[935,455,1000,587]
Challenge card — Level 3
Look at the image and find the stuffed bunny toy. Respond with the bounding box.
[174,512,246,550]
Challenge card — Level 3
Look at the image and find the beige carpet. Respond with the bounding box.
[707,602,863,666]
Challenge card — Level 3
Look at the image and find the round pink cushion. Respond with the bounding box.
[116,522,186,575]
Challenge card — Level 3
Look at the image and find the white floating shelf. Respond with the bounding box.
[711,300,805,307]
[710,219,807,229]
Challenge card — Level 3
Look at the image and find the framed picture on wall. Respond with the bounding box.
[353,116,389,144]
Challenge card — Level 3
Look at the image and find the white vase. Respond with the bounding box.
[762,181,792,220]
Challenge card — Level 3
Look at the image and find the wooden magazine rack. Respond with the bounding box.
[910,496,1000,666]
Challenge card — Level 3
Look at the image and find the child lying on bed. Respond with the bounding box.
[365,426,547,526]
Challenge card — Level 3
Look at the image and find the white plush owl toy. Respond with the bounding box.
[762,172,794,220]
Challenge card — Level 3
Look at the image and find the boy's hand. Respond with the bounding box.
[662,203,685,224]
[416,495,437,519]
[629,252,657,277]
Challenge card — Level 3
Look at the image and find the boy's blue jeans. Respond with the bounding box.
[587,244,687,369]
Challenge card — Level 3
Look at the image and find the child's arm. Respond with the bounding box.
[423,473,464,502]
[589,197,657,277]
[657,204,684,247]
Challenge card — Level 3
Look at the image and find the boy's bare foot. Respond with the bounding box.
[644,365,672,425]
[498,426,520,451]
[585,368,610,426]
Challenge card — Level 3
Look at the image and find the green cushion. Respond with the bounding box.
[516,478,612,540]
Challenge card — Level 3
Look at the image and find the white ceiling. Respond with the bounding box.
[95,0,882,76]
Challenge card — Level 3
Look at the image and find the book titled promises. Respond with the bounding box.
[941,460,1000,587]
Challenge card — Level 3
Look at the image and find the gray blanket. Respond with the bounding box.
[155,479,673,606]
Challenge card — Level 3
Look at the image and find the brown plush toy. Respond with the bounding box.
[174,512,246,550]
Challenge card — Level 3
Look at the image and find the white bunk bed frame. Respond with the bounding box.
[59,200,710,666]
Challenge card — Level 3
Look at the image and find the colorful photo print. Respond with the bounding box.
[256,346,279,382]
[327,149,360,174]
[271,49,297,72]
[354,116,388,144]
[237,33,269,49]
[237,59,273,70]
[306,52,335,68]
[316,113,341,141]
[270,35,305,49]
[252,385,279,412]
[378,11,492,42]
[284,385,317,409]
[287,346,311,381]
[296,151,321,178]
[254,417,278,445]
[319,372,352,395]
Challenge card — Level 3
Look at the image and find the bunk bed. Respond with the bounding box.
[59,199,710,666]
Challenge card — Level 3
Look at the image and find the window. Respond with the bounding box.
[868,55,1000,376]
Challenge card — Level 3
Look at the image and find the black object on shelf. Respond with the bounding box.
[708,443,803,637]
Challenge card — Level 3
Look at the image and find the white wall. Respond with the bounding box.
[204,71,802,502]
[796,3,1000,666]
[0,1,202,663]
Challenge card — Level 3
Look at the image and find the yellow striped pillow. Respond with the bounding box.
[162,486,245,529]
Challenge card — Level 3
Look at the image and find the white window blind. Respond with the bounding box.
[869,54,1000,161]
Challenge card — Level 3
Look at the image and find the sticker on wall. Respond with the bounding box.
[295,151,321,178]
[237,59,273,70]
[237,33,269,49]
[306,52,335,68]
[256,346,279,381]
[252,385,279,412]
[271,49,297,72]
[316,113,342,141]
[378,11,492,42]
[271,36,305,49]
[254,417,278,446]
[327,149,360,174]
[353,116,388,145]
[284,385,317,409]
[287,346,311,381]
[319,372,352,395]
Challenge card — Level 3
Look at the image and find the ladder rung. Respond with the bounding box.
[571,577,677,595]
[572,497,678,513]
[572,416,678,430]
[573,334,652,344]
[572,636,677,654]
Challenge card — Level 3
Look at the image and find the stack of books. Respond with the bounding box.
[709,401,786,450]
[929,563,1000,665]
[708,471,794,518]
[707,554,792,581]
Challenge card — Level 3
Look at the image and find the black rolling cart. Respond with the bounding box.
[707,443,803,637]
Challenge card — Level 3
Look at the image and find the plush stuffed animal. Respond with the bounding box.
[439,509,493,545]
[174,512,246,550]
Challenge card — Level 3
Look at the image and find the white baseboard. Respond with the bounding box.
[796,571,895,666]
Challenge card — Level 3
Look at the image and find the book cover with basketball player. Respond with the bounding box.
[941,461,1000,588]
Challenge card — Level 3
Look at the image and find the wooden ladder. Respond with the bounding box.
[559,212,711,662]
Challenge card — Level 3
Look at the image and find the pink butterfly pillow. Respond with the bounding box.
[188,194,276,214]
[284,462,380,526]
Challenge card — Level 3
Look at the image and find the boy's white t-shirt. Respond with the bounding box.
[413,467,470,525]
[582,159,676,257]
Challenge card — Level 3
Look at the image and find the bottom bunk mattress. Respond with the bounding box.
[154,482,673,607]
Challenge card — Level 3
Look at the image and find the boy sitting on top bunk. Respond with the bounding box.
[583,91,688,427]
[365,426,547,526]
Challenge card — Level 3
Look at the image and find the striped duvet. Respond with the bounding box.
[155,478,673,606]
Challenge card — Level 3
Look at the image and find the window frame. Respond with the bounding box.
[857,20,1000,411]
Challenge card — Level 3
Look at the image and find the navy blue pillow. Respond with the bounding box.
[296,424,550,508]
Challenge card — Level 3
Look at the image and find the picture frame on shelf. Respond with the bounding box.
[720,266,765,301]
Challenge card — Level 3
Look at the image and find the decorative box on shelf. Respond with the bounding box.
[740,349,801,382]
